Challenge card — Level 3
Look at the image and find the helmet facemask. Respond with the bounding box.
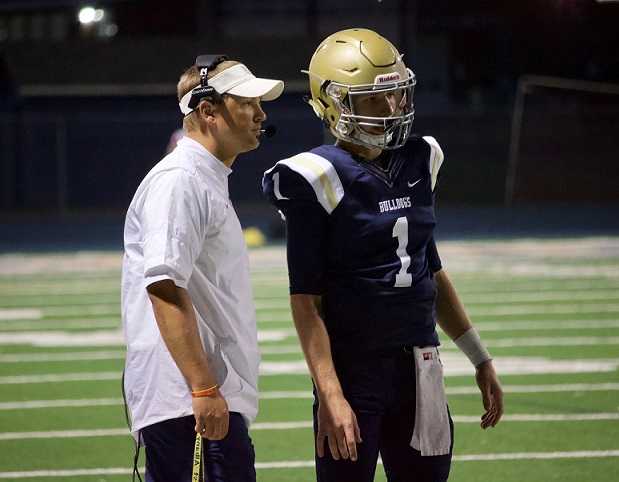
[325,69,416,150]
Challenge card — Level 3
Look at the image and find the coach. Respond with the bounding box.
[121,55,283,481]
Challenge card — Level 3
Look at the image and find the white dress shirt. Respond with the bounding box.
[121,136,259,439]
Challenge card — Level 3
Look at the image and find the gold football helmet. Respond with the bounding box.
[304,28,416,150]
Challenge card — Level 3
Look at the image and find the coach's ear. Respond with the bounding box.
[197,100,218,125]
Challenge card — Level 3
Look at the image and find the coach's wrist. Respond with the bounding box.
[191,384,220,398]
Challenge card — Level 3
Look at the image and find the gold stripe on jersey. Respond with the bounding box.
[278,153,344,214]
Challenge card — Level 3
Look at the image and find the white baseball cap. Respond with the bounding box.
[179,64,284,115]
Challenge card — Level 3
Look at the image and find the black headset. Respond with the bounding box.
[186,54,229,111]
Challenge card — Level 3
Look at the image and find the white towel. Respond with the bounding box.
[410,346,451,456]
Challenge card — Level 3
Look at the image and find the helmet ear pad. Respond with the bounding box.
[307,98,326,119]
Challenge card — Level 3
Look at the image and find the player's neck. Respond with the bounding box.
[336,139,382,162]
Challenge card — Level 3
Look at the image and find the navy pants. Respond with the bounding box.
[314,349,453,482]
[141,412,256,482]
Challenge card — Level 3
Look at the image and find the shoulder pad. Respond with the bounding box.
[263,152,344,214]
[422,136,444,191]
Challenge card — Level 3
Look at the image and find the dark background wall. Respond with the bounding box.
[0,0,618,225]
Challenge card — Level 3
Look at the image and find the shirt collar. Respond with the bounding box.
[176,136,233,179]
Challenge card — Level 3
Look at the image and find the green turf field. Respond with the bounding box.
[0,238,618,481]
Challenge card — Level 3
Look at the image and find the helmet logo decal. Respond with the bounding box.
[374,72,401,84]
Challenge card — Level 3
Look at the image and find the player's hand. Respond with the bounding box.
[475,360,504,429]
[316,393,362,462]
[193,389,230,440]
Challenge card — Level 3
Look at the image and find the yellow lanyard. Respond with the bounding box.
[192,433,203,481]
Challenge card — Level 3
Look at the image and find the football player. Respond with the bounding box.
[263,29,503,482]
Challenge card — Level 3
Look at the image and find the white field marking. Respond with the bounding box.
[448,263,619,278]
[456,282,619,294]
[482,336,619,348]
[0,286,119,297]
[451,450,619,461]
[260,344,301,355]
[2,279,616,299]
[0,372,121,384]
[467,303,619,316]
[475,319,619,332]
[453,413,619,422]
[256,319,619,334]
[37,305,120,317]
[258,291,619,308]
[261,335,619,353]
[260,303,619,321]
[2,451,619,478]
[260,361,309,375]
[440,353,619,376]
[258,329,296,342]
[462,290,619,303]
[0,468,137,479]
[254,297,619,311]
[446,382,619,395]
[0,428,129,440]
[257,315,619,328]
[3,382,619,410]
[3,355,619,384]
[0,320,120,331]
[0,330,126,346]
[8,298,619,317]
[257,314,293,323]
[260,391,314,399]
[0,398,124,410]
[0,328,296,347]
[0,350,125,363]
[0,309,42,320]
[261,354,619,377]
[2,413,619,441]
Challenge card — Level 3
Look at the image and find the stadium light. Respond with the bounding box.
[78,6,106,25]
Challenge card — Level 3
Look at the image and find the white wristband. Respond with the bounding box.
[454,328,491,368]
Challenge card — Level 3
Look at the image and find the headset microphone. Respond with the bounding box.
[260,125,277,138]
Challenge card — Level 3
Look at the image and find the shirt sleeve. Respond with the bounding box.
[263,163,329,295]
[139,169,208,289]
[282,201,329,295]
[426,236,443,273]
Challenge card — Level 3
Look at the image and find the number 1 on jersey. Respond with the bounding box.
[392,216,412,287]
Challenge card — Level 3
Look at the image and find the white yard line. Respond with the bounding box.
[0,329,298,346]
[0,351,125,363]
[0,309,42,320]
[446,382,619,395]
[468,303,619,316]
[3,315,619,347]
[0,320,120,331]
[0,398,124,410]
[255,292,619,309]
[2,302,618,322]
[1,413,618,441]
[481,336,619,348]
[2,383,619,410]
[2,354,619,384]
[475,319,619,332]
[0,372,121,384]
[1,450,619,478]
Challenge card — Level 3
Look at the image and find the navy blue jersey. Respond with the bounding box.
[262,135,445,354]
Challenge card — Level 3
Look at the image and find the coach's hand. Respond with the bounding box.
[193,390,230,440]
[475,360,504,429]
[316,393,362,462]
